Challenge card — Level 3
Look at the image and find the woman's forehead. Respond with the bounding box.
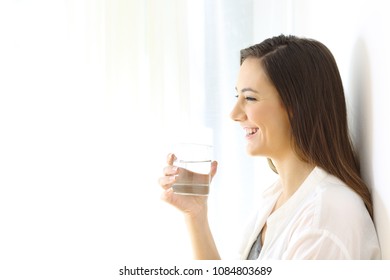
[237,58,271,90]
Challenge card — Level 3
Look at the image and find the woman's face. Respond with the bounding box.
[230,57,292,159]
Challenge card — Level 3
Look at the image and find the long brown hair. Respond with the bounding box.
[240,35,373,218]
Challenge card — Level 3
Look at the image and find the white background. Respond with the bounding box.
[0,0,389,279]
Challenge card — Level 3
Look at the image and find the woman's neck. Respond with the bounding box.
[272,153,315,207]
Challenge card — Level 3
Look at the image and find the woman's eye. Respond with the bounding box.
[234,94,257,101]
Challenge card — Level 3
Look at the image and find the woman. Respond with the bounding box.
[158,35,381,259]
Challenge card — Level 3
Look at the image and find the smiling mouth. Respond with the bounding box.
[245,127,259,137]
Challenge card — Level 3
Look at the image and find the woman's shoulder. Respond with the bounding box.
[293,167,380,259]
[305,167,372,230]
[313,168,365,212]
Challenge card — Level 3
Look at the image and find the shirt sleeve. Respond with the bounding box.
[282,229,351,260]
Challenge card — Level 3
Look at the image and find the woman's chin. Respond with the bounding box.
[246,145,262,156]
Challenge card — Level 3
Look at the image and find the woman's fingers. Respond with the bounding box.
[162,153,178,176]
[163,165,179,176]
[167,153,177,165]
[158,175,176,190]
[159,153,179,190]
[210,161,218,179]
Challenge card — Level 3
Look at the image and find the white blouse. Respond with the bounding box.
[237,167,381,259]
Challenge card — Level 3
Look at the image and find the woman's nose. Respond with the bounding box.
[230,100,246,122]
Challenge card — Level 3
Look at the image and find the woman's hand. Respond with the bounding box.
[158,153,221,259]
[158,153,218,218]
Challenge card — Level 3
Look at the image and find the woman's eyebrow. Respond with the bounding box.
[235,87,259,93]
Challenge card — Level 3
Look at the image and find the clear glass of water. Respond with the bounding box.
[172,143,213,196]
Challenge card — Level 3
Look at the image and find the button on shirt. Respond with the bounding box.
[237,167,381,259]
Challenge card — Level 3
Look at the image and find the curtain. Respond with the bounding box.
[0,0,200,276]
[0,1,283,278]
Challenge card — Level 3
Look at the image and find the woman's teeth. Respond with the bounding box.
[245,128,259,136]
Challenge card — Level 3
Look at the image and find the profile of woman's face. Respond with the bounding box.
[231,58,292,160]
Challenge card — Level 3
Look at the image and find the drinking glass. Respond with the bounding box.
[172,143,213,196]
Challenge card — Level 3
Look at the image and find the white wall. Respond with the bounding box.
[253,0,390,259]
